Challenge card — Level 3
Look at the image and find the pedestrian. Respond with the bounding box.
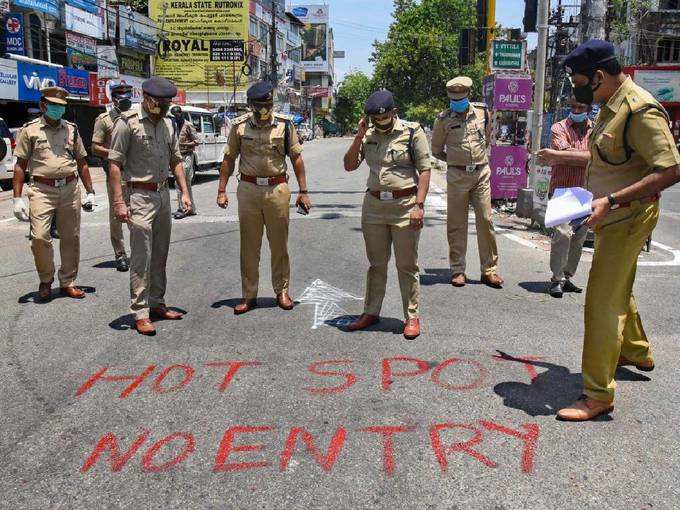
[91,83,133,272]
[556,40,680,421]
[170,105,199,219]
[431,76,504,289]
[107,77,193,336]
[12,86,95,302]
[216,81,312,315]
[537,95,592,297]
[343,90,431,339]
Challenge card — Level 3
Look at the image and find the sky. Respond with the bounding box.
[330,0,536,83]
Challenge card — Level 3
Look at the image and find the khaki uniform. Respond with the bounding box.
[176,121,199,212]
[431,103,498,276]
[15,117,87,286]
[109,108,182,320]
[92,109,127,258]
[583,77,680,403]
[356,118,431,319]
[225,112,302,299]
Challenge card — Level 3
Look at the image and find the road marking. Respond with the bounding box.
[298,279,363,329]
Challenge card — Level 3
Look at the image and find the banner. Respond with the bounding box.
[97,45,118,79]
[57,67,89,96]
[632,69,680,105]
[149,0,248,92]
[0,0,9,14]
[64,4,104,39]
[4,13,24,55]
[291,4,329,73]
[89,72,144,106]
[119,7,157,55]
[489,146,529,200]
[0,58,18,100]
[493,75,533,111]
[119,53,146,77]
[17,60,58,102]
[11,0,58,18]
[67,48,97,71]
[65,0,99,15]
[65,31,96,56]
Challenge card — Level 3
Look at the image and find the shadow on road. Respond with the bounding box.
[93,260,118,269]
[493,350,651,419]
[18,285,96,304]
[420,268,484,286]
[109,306,188,330]
[326,315,404,335]
[211,297,288,311]
[518,281,550,294]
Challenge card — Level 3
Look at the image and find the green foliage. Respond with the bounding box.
[370,0,485,126]
[609,0,651,43]
[332,71,373,134]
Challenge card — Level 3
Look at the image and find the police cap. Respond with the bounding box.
[563,39,617,76]
[364,90,395,115]
[247,81,274,102]
[142,76,177,99]
[110,82,133,98]
[446,76,473,99]
[41,86,68,105]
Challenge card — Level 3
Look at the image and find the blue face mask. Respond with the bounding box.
[569,111,588,123]
[450,98,469,113]
[45,104,66,120]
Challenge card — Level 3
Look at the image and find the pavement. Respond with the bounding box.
[0,137,679,509]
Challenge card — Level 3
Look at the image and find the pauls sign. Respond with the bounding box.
[492,75,533,111]
[490,146,529,199]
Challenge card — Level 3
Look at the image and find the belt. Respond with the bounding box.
[368,187,418,200]
[240,174,288,186]
[615,193,660,209]
[451,164,484,173]
[126,180,168,192]
[33,174,77,188]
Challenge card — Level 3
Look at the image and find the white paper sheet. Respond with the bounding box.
[544,187,593,228]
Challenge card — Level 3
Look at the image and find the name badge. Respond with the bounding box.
[379,191,394,201]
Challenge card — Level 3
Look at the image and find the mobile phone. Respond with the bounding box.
[570,215,590,232]
[296,204,309,215]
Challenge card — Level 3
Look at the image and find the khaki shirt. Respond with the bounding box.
[224,113,303,177]
[178,121,198,154]
[587,77,680,200]
[14,116,87,178]
[91,108,120,148]
[109,107,182,183]
[431,103,489,167]
[358,118,431,227]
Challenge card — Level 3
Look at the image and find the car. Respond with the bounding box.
[0,117,15,190]
[297,122,313,141]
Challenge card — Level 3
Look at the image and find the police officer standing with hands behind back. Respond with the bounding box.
[12,86,95,302]
[431,76,504,289]
[108,77,193,336]
[556,40,680,421]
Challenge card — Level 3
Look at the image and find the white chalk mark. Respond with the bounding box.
[298,279,363,330]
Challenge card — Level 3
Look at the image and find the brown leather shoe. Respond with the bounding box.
[60,286,86,299]
[150,306,184,320]
[234,299,257,315]
[38,281,53,302]
[618,355,655,372]
[481,273,504,288]
[277,292,294,310]
[403,318,420,339]
[347,314,379,331]
[556,396,614,421]
[134,318,156,336]
[451,273,467,287]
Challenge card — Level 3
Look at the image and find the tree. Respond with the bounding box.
[333,71,373,135]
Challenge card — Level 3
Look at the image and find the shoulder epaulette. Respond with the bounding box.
[274,112,293,121]
[95,111,108,120]
[471,101,488,109]
[401,119,422,130]
[23,118,40,128]
[232,113,251,125]
[437,109,451,119]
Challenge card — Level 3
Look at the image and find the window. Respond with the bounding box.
[260,23,268,43]
[657,37,680,63]
[202,114,215,134]
[250,18,258,37]
[190,114,202,132]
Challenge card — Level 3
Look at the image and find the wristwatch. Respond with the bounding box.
[607,194,617,208]
[416,202,424,209]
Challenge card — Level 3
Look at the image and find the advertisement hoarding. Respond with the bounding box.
[149,0,248,92]
[57,67,89,96]
[0,58,18,100]
[493,75,533,111]
[625,67,680,106]
[65,31,96,56]
[64,4,104,39]
[89,72,145,106]
[490,145,529,199]
[67,48,97,71]
[491,40,525,71]
[119,7,157,55]
[4,13,24,55]
[119,53,145,77]
[17,60,58,102]
[11,0,58,18]
[97,45,119,78]
[291,4,329,73]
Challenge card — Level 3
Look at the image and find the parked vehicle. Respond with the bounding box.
[297,122,313,141]
[0,118,15,191]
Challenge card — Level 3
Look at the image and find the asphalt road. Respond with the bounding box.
[0,138,679,509]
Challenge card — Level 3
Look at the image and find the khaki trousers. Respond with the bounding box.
[582,202,658,403]
[550,222,588,282]
[26,180,81,287]
[362,222,420,320]
[128,186,172,320]
[106,177,127,258]
[176,154,196,213]
[237,181,291,299]
[446,164,498,276]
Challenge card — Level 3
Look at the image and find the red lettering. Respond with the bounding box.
[381,357,430,391]
[480,420,540,473]
[359,425,413,475]
[213,425,272,472]
[205,361,261,392]
[304,360,357,395]
[141,432,195,472]
[492,354,544,383]
[81,431,149,472]
[279,427,347,472]
[429,423,497,471]
[430,358,487,391]
[151,364,195,394]
[75,365,156,399]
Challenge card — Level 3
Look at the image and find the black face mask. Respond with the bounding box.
[116,98,132,112]
[573,73,602,105]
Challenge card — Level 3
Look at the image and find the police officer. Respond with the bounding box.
[343,90,431,339]
[556,41,680,421]
[216,81,312,314]
[108,77,193,336]
[12,86,95,302]
[431,76,504,289]
[170,105,199,219]
[91,83,133,271]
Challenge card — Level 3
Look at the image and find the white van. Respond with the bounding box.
[0,118,15,190]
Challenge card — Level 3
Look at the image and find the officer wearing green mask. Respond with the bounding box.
[12,86,95,302]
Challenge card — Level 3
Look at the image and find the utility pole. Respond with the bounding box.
[529,0,550,186]
[270,3,278,86]
[580,0,607,42]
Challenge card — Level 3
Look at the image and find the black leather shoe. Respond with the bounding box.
[173,210,187,220]
[549,281,563,298]
[563,280,583,293]
[116,256,129,272]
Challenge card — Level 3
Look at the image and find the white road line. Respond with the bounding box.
[584,241,680,266]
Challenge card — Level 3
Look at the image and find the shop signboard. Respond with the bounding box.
[11,0,58,18]
[119,7,157,54]
[489,145,529,199]
[57,67,89,96]
[292,4,329,73]
[4,13,24,55]
[0,0,9,14]
[17,60,58,102]
[64,4,104,39]
[0,58,18,100]
[119,53,145,77]
[65,0,99,15]
[97,45,119,78]
[629,67,680,105]
[65,31,96,56]
[67,48,97,71]
[493,75,533,111]
[89,72,145,106]
[491,40,525,71]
